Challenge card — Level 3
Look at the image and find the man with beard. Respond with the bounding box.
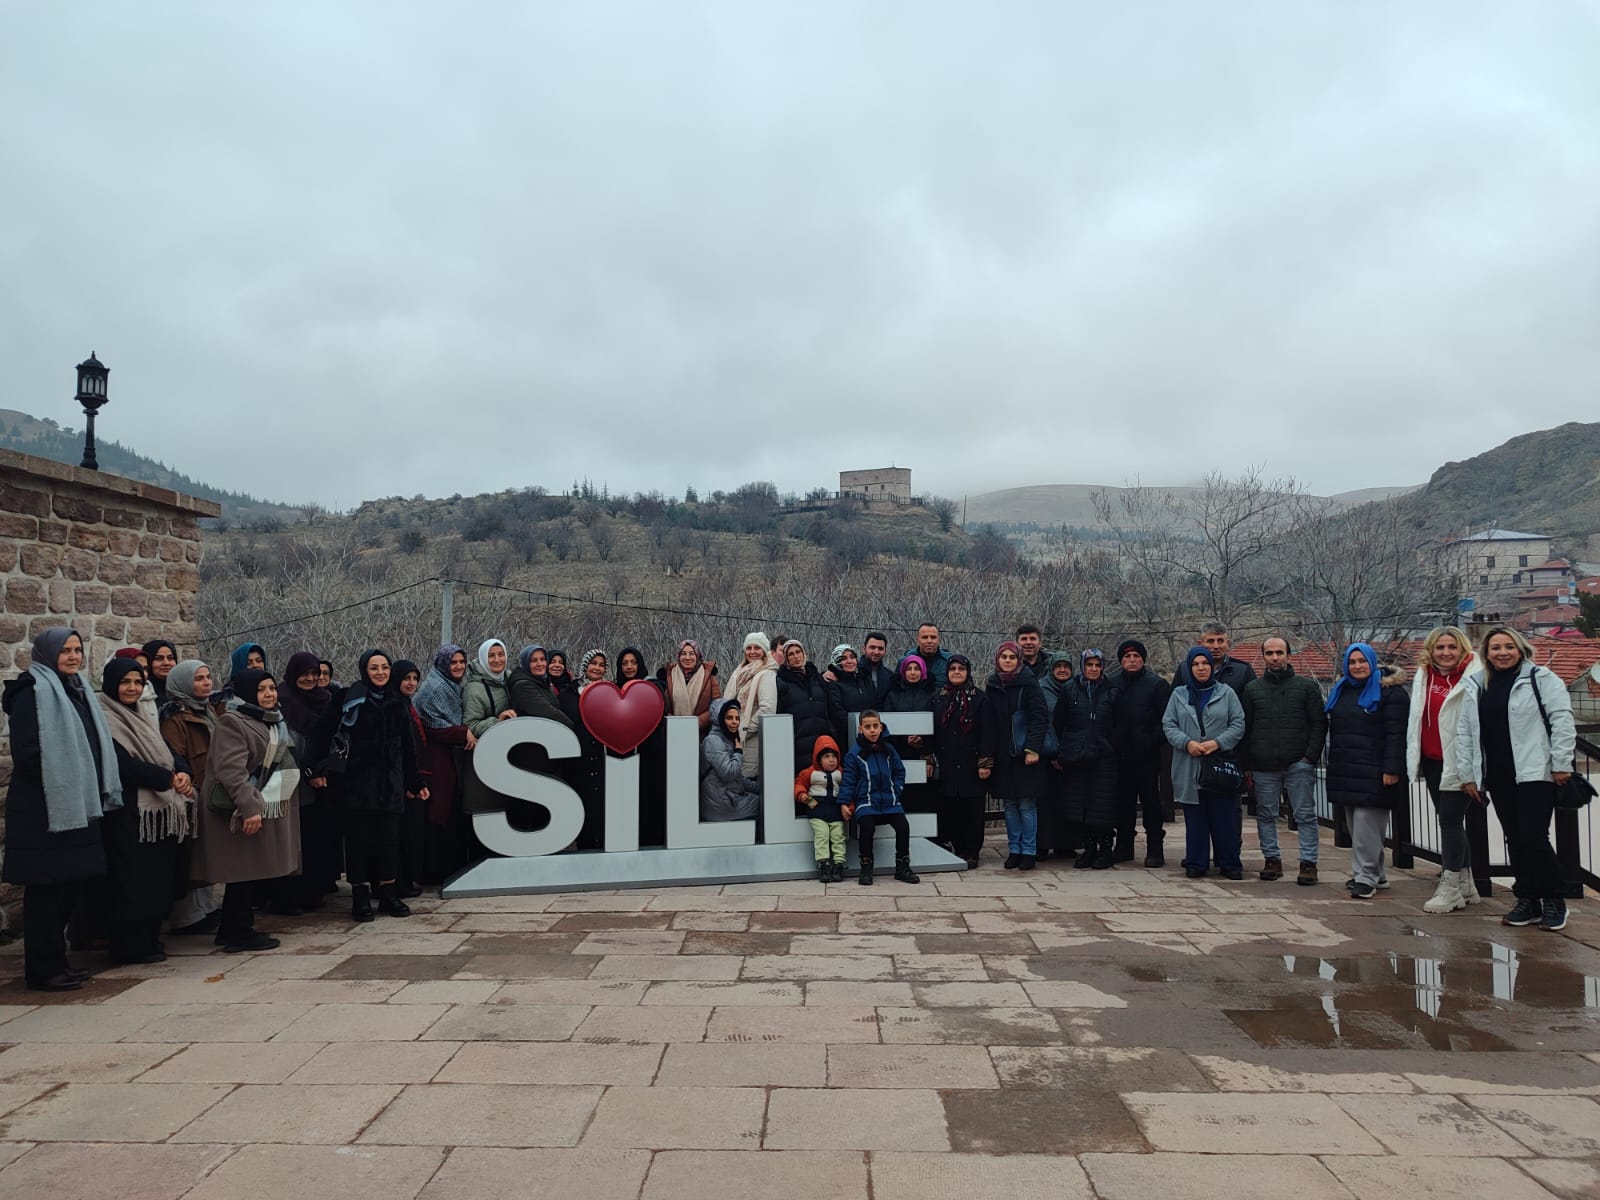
[1240,636,1327,885]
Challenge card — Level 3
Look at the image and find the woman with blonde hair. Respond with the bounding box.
[724,633,779,781]
[1406,625,1484,913]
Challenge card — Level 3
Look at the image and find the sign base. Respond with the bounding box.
[442,837,967,897]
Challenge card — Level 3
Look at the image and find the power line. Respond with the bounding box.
[198,578,436,646]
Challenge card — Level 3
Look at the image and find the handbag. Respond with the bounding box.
[1195,705,1246,795]
[1010,706,1059,759]
[318,692,366,776]
[206,723,283,815]
[1527,667,1595,810]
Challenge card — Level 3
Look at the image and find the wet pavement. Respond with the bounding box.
[0,826,1597,1198]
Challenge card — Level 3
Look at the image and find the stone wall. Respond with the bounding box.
[0,448,221,927]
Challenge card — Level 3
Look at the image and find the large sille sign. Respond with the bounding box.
[442,704,964,897]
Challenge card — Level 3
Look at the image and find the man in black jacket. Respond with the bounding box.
[1109,639,1173,865]
[1172,621,1257,693]
[1241,637,1327,885]
[826,632,895,708]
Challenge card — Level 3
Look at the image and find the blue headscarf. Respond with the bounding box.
[1184,646,1217,711]
[230,642,267,678]
[1325,642,1383,713]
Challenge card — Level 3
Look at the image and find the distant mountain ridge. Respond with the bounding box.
[962,481,1419,529]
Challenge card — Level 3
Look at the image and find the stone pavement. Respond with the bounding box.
[0,830,1597,1199]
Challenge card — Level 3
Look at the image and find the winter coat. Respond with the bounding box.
[1,674,108,885]
[825,670,880,725]
[700,699,761,822]
[1161,685,1246,807]
[1053,675,1120,829]
[881,677,938,762]
[932,686,991,800]
[725,656,779,781]
[840,735,906,818]
[558,684,609,848]
[462,667,514,739]
[508,668,574,728]
[191,711,302,884]
[313,687,423,815]
[1109,666,1173,760]
[103,740,182,919]
[657,662,722,735]
[1405,657,1485,789]
[161,706,213,791]
[794,735,847,822]
[776,663,842,768]
[983,671,1049,801]
[1173,656,1257,693]
[1454,661,1576,788]
[857,660,897,707]
[1325,666,1409,810]
[1240,668,1327,772]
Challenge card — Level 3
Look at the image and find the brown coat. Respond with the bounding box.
[161,707,213,791]
[658,662,722,734]
[190,711,301,884]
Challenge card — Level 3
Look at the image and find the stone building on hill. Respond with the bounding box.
[839,467,912,504]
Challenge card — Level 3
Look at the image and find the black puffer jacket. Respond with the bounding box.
[1110,667,1173,759]
[1325,666,1409,810]
[1,675,109,885]
[776,663,841,768]
[984,672,1049,801]
[824,670,879,728]
[316,685,423,814]
[1053,675,1120,829]
[932,685,991,799]
[1240,667,1326,771]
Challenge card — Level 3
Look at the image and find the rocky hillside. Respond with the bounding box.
[964,482,1416,529]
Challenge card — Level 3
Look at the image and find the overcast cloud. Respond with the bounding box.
[3,2,1597,510]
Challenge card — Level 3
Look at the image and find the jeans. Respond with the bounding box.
[1182,791,1241,873]
[1003,797,1038,855]
[1253,760,1320,864]
[1347,807,1390,887]
[810,818,846,863]
[1419,757,1471,872]
[1485,773,1562,900]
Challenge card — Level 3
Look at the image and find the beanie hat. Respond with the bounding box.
[830,644,856,669]
[743,632,771,653]
[1116,639,1148,662]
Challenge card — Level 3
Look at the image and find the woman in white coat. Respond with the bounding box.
[724,633,778,781]
[1454,626,1575,933]
[1405,626,1484,913]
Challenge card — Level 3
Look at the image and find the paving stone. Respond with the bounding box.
[877,1006,1064,1046]
[3,1082,233,1142]
[220,953,353,980]
[915,933,1038,955]
[742,954,893,981]
[912,982,1030,1007]
[129,1002,313,1042]
[1405,1053,1600,1095]
[645,895,777,912]
[288,1040,462,1083]
[1100,912,1216,933]
[422,1003,589,1042]
[870,1151,1094,1199]
[546,912,673,931]
[679,932,794,955]
[437,894,554,912]
[776,894,898,912]
[359,1083,603,1147]
[418,1147,651,1199]
[0,1042,177,1083]
[747,911,838,931]
[185,1144,445,1200]
[332,932,469,955]
[890,954,988,981]
[991,1045,1210,1091]
[174,1083,401,1143]
[790,934,921,955]
[766,1088,948,1150]
[0,1143,231,1200]
[942,1087,1147,1153]
[581,1085,766,1148]
[389,981,502,1005]
[1122,1091,1384,1154]
[0,1083,51,1119]
[589,955,743,980]
[0,1142,33,1171]
[1330,1093,1532,1156]
[544,895,653,912]
[139,1041,322,1083]
[669,911,750,931]
[827,1043,997,1088]
[244,979,407,1004]
[273,1002,449,1041]
[1466,1095,1600,1157]
[1082,1152,1347,1198]
[1517,1157,1600,1200]
[1019,980,1129,1008]
[491,980,649,1005]
[655,1042,826,1087]
[645,1150,868,1199]
[439,1041,664,1085]
[892,895,1008,912]
[707,1006,879,1044]
[448,914,565,933]
[328,954,475,981]
[836,913,967,934]
[1192,1053,1415,1093]
[1323,1154,1563,1199]
[104,978,267,1005]
[574,1005,709,1043]
[642,981,802,1006]
[805,981,915,1007]
[0,1005,171,1042]
[458,933,587,954]
[573,931,687,954]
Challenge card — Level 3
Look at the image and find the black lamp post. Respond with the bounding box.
[75,352,109,470]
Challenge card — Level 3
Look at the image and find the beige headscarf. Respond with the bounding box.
[97,684,192,843]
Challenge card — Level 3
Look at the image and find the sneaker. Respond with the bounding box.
[1144,851,1165,868]
[1348,881,1377,899]
[1184,867,1206,879]
[1538,899,1569,932]
[1259,857,1283,882]
[832,861,847,882]
[1221,868,1244,881]
[817,860,831,883]
[1501,899,1539,927]
[1018,855,1036,871]
[1296,862,1318,887]
[219,931,281,953]
[1003,853,1021,870]
[1423,869,1467,914]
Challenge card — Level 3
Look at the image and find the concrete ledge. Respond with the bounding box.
[0,447,222,517]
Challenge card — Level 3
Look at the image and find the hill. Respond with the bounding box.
[0,407,304,524]
[963,481,1417,529]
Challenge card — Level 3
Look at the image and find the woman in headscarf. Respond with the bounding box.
[413,644,474,881]
[1055,649,1121,871]
[2,628,120,990]
[317,660,336,689]
[462,638,515,737]
[547,650,575,695]
[224,643,268,701]
[1161,647,1247,880]
[1325,643,1410,900]
[391,659,431,899]
[776,640,841,777]
[312,650,426,921]
[984,641,1049,870]
[113,647,160,727]
[558,649,612,849]
[881,653,937,815]
[617,645,669,846]
[161,659,224,936]
[659,640,721,735]
[1036,652,1076,863]
[933,654,992,869]
[191,667,299,953]
[97,658,194,964]
[277,650,335,909]
[724,634,779,781]
[141,639,178,708]
[701,698,761,822]
[509,644,571,725]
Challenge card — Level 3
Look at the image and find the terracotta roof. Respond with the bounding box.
[1226,635,1600,685]
[1532,559,1571,571]
[1515,588,1566,602]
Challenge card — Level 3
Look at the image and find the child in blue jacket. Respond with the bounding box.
[840,711,920,886]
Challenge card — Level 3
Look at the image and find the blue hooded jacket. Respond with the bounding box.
[840,731,906,817]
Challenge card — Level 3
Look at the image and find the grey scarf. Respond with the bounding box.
[28,661,121,832]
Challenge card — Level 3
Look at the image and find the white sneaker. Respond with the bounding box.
[1423,869,1466,914]
[1461,875,1481,905]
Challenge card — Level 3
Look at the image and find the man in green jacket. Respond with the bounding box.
[1241,636,1327,886]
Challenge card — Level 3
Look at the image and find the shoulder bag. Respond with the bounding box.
[1195,704,1246,794]
[1527,667,1595,810]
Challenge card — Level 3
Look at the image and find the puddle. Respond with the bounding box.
[1279,943,1600,1010]
[1226,990,1516,1050]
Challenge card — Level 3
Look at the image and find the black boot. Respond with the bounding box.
[817,860,831,883]
[377,883,412,918]
[894,855,921,884]
[351,883,375,923]
[1144,836,1166,869]
[1073,835,1096,869]
[1092,834,1116,870]
[831,860,846,883]
[859,852,874,886]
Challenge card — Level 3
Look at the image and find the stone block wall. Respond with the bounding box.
[0,448,221,927]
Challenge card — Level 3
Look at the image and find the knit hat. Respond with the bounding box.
[115,647,144,662]
[830,643,857,669]
[579,648,607,679]
[1116,639,1147,662]
[743,632,772,653]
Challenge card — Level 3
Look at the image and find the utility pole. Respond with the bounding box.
[440,578,455,647]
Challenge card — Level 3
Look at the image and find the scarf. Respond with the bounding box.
[141,639,176,704]
[415,665,465,729]
[278,650,332,737]
[518,644,547,673]
[225,668,293,822]
[1326,642,1384,714]
[991,642,1021,686]
[26,628,121,833]
[476,639,508,682]
[230,642,267,678]
[668,659,710,717]
[98,663,191,842]
[726,652,777,735]
[1422,654,1471,745]
[165,660,218,732]
[1183,647,1217,712]
[578,648,607,689]
[939,659,977,733]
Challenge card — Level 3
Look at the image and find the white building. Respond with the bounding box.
[839,467,911,503]
[1448,528,1555,607]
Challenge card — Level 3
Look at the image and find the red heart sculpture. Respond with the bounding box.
[578,679,666,755]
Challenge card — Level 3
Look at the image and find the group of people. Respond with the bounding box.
[1,616,1578,989]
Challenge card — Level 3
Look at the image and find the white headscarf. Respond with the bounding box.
[476,638,508,682]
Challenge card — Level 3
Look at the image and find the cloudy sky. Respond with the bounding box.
[3,3,1597,510]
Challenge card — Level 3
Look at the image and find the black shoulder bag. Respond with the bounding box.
[1527,667,1595,810]
[1196,703,1246,795]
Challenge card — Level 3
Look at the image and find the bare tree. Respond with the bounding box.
[927,495,959,533]
[590,518,617,561]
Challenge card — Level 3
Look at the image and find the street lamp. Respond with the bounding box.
[75,352,109,470]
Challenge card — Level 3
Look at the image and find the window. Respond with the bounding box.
[1519,555,1529,567]
[1479,575,1489,584]
[1512,572,1522,584]
[1486,556,1496,569]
